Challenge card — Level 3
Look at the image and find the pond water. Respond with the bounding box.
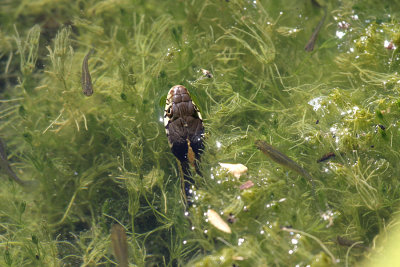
[1,0,400,266]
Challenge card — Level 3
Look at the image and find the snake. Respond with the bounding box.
[164,85,204,205]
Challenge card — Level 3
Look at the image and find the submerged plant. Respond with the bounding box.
[1,0,400,266]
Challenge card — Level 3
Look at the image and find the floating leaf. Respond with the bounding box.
[219,163,248,178]
[207,209,232,234]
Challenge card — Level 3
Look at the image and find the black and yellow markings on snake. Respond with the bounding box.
[164,85,204,205]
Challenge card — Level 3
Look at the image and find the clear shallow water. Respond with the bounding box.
[1,0,400,266]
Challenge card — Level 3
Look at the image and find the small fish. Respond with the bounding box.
[207,209,232,234]
[255,140,315,190]
[81,48,94,96]
[111,224,129,267]
[304,7,327,52]
[317,152,335,163]
[0,138,30,186]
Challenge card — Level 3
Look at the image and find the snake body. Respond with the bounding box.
[164,85,204,203]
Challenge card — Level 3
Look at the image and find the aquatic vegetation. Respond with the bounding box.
[1,0,400,266]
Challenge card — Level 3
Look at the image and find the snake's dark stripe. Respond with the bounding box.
[164,85,204,204]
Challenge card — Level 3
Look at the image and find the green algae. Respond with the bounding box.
[2,0,400,266]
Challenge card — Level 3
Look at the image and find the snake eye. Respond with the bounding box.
[165,106,172,117]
